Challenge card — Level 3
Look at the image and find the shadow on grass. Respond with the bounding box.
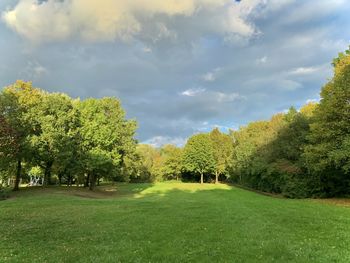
[6,183,155,200]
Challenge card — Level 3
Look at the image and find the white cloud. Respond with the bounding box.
[289,66,320,75]
[181,87,244,103]
[143,136,187,147]
[306,98,320,104]
[181,88,206,97]
[2,0,261,44]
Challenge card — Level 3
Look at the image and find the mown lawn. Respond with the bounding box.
[1,182,350,262]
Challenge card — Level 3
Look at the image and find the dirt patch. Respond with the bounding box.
[6,185,127,200]
[313,198,350,207]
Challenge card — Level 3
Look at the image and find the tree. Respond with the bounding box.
[304,47,350,195]
[30,92,80,186]
[78,97,136,190]
[0,81,42,191]
[183,133,215,184]
[161,144,183,181]
[0,115,19,187]
[134,144,162,182]
[209,128,233,184]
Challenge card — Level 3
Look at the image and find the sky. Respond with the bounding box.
[0,0,350,147]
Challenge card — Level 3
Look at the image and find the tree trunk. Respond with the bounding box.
[58,174,62,186]
[13,158,22,191]
[215,171,219,184]
[200,172,203,184]
[43,161,53,187]
[84,173,90,188]
[97,177,100,186]
[68,175,72,187]
[89,173,96,191]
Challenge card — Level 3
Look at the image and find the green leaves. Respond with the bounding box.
[183,133,215,181]
[0,81,137,189]
[78,97,137,187]
[305,47,350,176]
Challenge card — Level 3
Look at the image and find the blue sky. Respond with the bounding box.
[0,0,350,146]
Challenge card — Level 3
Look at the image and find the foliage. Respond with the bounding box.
[161,144,183,181]
[304,47,350,196]
[0,81,42,190]
[209,128,233,183]
[229,108,312,197]
[78,98,137,189]
[0,82,137,190]
[183,133,215,183]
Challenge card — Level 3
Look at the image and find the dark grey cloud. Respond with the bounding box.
[0,0,350,146]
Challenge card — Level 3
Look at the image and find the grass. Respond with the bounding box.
[1,182,350,262]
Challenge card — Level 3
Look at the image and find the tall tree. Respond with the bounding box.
[209,128,233,184]
[78,97,136,190]
[30,93,80,186]
[304,48,350,194]
[183,133,215,184]
[0,81,41,191]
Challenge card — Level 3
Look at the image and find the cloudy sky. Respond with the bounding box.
[0,0,349,146]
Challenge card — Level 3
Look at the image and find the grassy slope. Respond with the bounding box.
[0,182,350,262]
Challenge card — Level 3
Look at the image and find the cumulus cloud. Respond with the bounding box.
[1,0,349,144]
[2,0,261,44]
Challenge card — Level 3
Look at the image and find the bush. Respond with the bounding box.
[0,187,9,200]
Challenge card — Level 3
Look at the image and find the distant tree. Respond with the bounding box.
[161,144,183,181]
[135,144,162,182]
[209,128,233,184]
[183,133,215,184]
[230,120,271,184]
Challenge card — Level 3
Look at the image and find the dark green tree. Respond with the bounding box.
[304,48,350,195]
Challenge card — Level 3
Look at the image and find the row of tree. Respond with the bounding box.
[228,48,350,197]
[128,48,350,198]
[131,129,233,184]
[1,48,349,197]
[0,81,137,190]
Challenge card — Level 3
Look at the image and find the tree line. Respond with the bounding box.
[1,48,349,198]
[0,82,137,191]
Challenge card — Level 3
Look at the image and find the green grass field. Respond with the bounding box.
[1,182,350,262]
